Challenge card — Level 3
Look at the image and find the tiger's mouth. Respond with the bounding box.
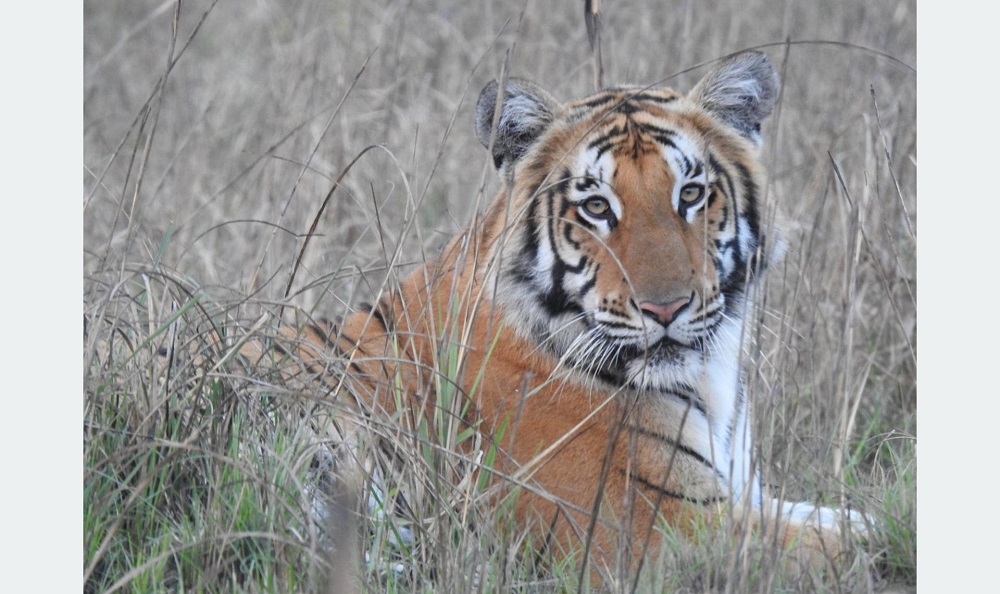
[562,332,709,388]
[562,317,711,382]
[624,334,706,359]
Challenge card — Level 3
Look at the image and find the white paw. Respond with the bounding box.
[772,499,873,536]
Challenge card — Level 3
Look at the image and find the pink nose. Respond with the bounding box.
[639,296,691,325]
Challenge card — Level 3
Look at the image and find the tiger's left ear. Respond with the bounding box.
[475,78,561,170]
[688,51,780,147]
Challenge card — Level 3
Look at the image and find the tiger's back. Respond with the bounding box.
[284,51,867,579]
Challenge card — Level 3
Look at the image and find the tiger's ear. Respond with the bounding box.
[475,78,561,170]
[688,51,780,146]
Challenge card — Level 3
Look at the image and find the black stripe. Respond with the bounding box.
[572,93,619,110]
[613,100,640,115]
[595,368,621,386]
[734,160,760,239]
[651,133,678,151]
[626,423,719,472]
[593,141,616,161]
[535,186,584,317]
[594,306,631,321]
[563,214,585,252]
[370,299,393,333]
[707,183,723,211]
[306,322,338,350]
[688,310,723,332]
[577,272,597,298]
[634,121,678,139]
[595,320,640,331]
[274,338,330,378]
[687,309,711,324]
[572,210,598,232]
[344,359,370,380]
[273,340,295,359]
[539,262,585,316]
[624,470,726,505]
[574,175,601,193]
[681,154,693,176]
[733,160,761,279]
[520,189,542,279]
[664,384,708,417]
[585,125,628,151]
[708,155,736,201]
[628,92,679,105]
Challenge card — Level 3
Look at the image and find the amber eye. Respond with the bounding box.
[581,196,612,218]
[679,183,705,204]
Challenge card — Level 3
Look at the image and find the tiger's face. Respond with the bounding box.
[475,52,779,391]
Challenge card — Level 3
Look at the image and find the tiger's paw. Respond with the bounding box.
[773,499,874,538]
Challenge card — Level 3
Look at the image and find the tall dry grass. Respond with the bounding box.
[84,1,915,592]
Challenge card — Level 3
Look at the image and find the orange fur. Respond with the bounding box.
[273,52,864,582]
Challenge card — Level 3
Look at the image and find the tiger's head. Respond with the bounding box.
[474,52,780,391]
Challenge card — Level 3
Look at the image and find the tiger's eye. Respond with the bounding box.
[582,196,611,217]
[680,183,705,204]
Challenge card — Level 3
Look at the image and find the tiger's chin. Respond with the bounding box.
[571,335,710,393]
[628,334,707,361]
[613,315,743,393]
[619,347,708,392]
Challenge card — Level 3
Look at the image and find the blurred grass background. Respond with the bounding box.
[83,1,915,592]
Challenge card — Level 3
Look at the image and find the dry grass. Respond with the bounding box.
[84,1,915,592]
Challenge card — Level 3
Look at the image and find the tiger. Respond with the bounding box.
[276,50,869,582]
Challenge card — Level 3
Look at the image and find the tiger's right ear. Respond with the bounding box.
[475,78,561,170]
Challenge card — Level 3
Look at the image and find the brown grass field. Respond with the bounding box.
[83,1,915,592]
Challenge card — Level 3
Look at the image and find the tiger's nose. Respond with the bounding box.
[639,296,692,326]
